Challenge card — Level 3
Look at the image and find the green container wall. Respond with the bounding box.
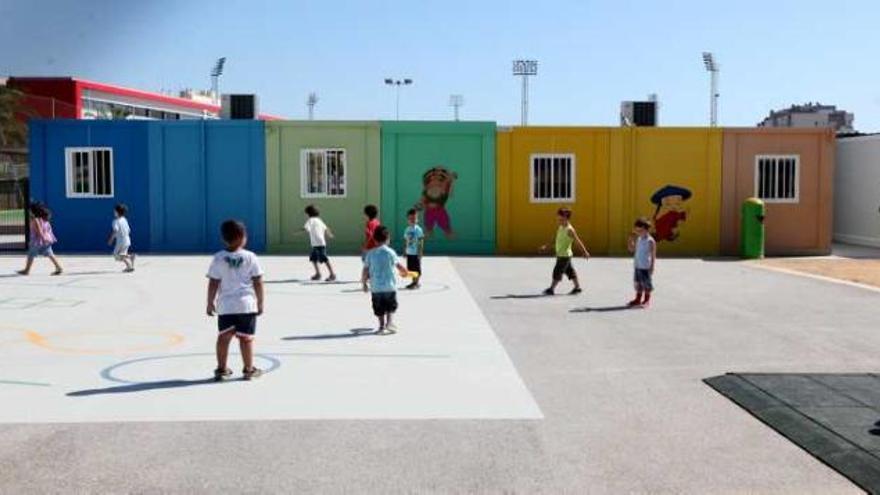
[381,121,496,254]
[266,121,381,253]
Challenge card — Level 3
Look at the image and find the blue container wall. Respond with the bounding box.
[147,121,266,253]
[28,120,151,253]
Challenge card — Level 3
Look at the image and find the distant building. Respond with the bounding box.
[758,103,854,134]
[5,77,281,121]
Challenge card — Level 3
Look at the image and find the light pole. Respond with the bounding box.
[384,78,413,120]
[449,94,464,121]
[210,57,226,105]
[307,92,319,120]
[512,59,538,126]
[702,52,719,126]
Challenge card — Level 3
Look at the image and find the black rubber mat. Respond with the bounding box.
[705,373,880,493]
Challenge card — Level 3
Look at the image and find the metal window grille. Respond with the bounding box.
[531,154,574,202]
[302,149,347,198]
[756,155,798,202]
[66,148,113,198]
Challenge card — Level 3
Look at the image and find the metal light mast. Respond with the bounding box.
[449,94,464,121]
[702,52,719,126]
[384,78,413,120]
[307,92,319,120]
[512,59,538,126]
[210,57,226,105]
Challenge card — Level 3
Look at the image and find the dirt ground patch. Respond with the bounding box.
[757,258,880,288]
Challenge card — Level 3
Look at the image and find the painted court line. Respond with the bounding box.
[746,262,880,295]
[0,256,543,423]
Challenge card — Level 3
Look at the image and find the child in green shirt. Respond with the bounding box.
[539,207,590,295]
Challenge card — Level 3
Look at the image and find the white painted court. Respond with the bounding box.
[0,255,541,422]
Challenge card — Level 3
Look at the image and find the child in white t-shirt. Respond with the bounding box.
[206,220,265,381]
[301,205,336,282]
[107,203,135,272]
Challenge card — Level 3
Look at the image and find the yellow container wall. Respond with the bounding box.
[497,127,611,255]
[610,128,722,256]
[497,127,723,256]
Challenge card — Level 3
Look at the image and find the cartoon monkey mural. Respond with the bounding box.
[649,184,692,242]
[414,166,457,238]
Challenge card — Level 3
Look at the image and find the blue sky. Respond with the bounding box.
[2,0,878,130]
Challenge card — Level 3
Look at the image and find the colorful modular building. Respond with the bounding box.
[265,121,381,253]
[834,134,880,248]
[27,119,833,256]
[29,120,266,253]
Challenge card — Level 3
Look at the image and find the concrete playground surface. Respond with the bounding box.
[0,253,878,493]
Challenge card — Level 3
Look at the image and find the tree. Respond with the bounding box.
[0,85,27,149]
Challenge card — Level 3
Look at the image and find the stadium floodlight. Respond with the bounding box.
[210,57,227,106]
[384,78,413,120]
[512,59,538,125]
[307,92,319,120]
[702,52,719,126]
[449,94,464,121]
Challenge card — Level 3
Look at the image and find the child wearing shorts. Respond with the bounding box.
[17,202,63,276]
[303,205,336,281]
[207,220,265,381]
[540,207,590,295]
[107,203,135,273]
[362,225,409,335]
[403,208,424,290]
[627,217,657,308]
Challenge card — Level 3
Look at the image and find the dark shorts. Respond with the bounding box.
[406,254,421,276]
[634,269,654,291]
[28,244,54,258]
[309,246,329,264]
[371,291,398,316]
[552,257,577,281]
[218,313,257,339]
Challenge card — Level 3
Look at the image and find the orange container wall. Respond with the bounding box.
[609,128,723,256]
[496,127,612,255]
[721,128,834,256]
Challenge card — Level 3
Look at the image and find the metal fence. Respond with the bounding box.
[0,156,28,253]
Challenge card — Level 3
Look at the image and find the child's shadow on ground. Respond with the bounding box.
[265,279,359,286]
[570,305,636,313]
[490,294,551,300]
[281,329,375,341]
[59,270,121,276]
[67,378,220,396]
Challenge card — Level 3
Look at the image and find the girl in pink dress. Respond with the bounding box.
[17,202,63,276]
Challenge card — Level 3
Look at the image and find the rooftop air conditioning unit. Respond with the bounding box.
[620,100,658,127]
[221,94,258,120]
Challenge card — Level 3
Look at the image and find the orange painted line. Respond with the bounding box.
[23,330,185,355]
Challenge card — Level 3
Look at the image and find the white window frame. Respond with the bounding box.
[65,147,115,198]
[529,153,576,203]
[300,148,348,199]
[754,154,800,204]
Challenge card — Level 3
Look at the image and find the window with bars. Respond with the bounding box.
[301,149,347,198]
[755,155,799,202]
[65,147,114,198]
[530,154,575,202]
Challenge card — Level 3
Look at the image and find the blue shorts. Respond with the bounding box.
[28,244,54,258]
[309,246,329,264]
[218,313,257,340]
[634,269,653,291]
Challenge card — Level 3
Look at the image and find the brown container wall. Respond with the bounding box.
[721,128,834,256]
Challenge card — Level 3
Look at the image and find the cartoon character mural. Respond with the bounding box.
[649,184,692,242]
[414,166,457,238]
